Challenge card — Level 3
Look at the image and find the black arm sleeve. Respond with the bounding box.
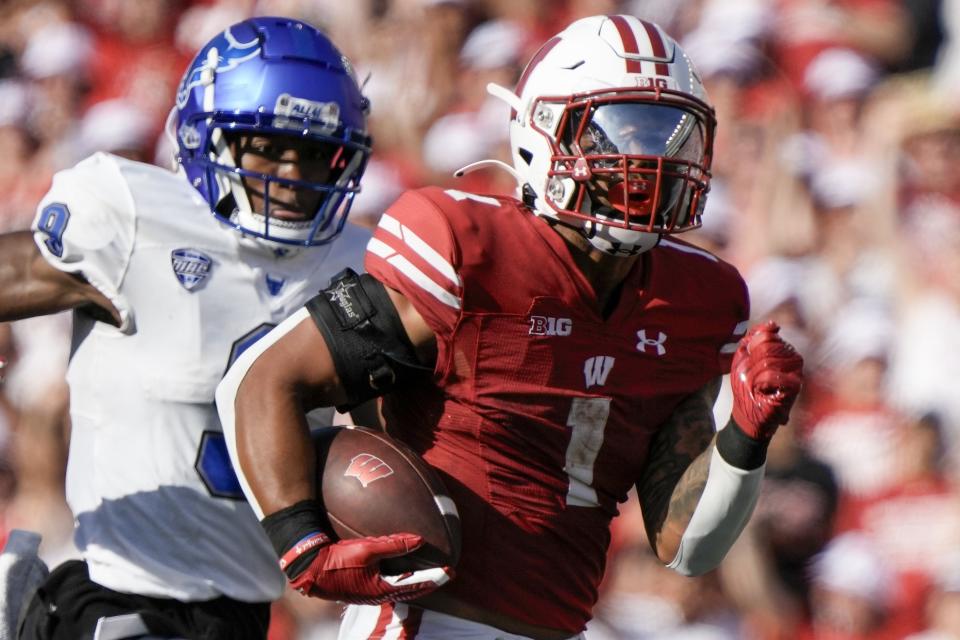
[305,268,430,412]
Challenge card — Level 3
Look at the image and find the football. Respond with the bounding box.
[313,425,461,575]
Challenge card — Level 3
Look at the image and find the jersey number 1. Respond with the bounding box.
[564,397,611,508]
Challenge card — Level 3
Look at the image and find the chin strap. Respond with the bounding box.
[542,203,659,257]
[200,46,253,218]
[164,106,180,171]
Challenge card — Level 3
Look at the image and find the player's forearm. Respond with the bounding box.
[636,376,765,574]
[216,310,314,518]
[637,379,719,562]
[641,419,767,577]
[216,308,345,518]
[0,231,118,323]
[661,323,804,575]
[664,423,765,576]
[234,367,316,516]
[644,436,713,564]
[0,231,71,320]
[652,414,770,564]
[654,440,714,562]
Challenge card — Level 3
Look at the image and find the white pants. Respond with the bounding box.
[337,604,585,640]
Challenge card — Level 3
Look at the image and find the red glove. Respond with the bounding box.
[730,321,804,441]
[282,532,449,605]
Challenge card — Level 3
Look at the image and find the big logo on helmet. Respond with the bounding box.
[344,454,394,487]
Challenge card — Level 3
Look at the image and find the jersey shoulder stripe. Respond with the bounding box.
[377,212,462,291]
[651,236,750,372]
[367,236,461,310]
[365,189,463,313]
[720,320,750,355]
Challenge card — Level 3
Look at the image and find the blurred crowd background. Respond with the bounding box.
[0,0,958,638]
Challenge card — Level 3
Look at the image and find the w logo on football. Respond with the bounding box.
[344,454,394,487]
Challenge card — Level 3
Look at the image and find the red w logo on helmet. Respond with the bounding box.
[344,453,394,487]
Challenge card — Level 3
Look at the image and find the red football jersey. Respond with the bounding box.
[365,187,749,632]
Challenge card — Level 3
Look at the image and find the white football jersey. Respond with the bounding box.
[31,152,369,602]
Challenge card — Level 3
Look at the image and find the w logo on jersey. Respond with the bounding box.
[345,454,394,487]
[171,249,212,291]
[584,356,615,388]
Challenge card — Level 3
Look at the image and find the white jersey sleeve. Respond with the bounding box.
[32,153,135,332]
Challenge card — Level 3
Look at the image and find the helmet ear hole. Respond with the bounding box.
[522,184,538,207]
[518,148,533,165]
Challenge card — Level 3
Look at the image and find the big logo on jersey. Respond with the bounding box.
[529,315,572,336]
[171,248,213,291]
[344,453,394,487]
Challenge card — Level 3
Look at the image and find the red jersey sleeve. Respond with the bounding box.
[709,255,750,373]
[655,238,750,375]
[364,189,463,368]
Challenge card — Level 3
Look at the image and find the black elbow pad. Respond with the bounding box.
[305,268,429,411]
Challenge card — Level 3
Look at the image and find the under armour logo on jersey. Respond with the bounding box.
[636,330,667,356]
[344,453,394,487]
[584,356,615,388]
[265,274,285,296]
[171,248,212,291]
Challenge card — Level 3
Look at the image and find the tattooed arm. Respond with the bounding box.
[637,323,805,575]
[637,376,721,564]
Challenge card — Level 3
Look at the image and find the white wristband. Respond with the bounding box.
[666,446,765,576]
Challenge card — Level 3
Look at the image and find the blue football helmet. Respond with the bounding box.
[172,17,371,246]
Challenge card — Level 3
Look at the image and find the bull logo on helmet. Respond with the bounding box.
[175,27,261,109]
[344,453,394,487]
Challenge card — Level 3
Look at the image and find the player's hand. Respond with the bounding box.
[286,533,450,605]
[730,321,804,441]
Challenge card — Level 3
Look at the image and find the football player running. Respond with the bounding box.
[217,15,804,640]
[0,17,373,640]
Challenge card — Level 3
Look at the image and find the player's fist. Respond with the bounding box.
[286,532,450,605]
[730,321,804,441]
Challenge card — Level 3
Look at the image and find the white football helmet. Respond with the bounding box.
[489,15,716,256]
